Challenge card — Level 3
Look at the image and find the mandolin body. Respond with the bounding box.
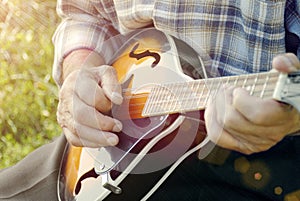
[58,29,208,201]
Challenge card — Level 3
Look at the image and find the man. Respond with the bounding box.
[0,0,299,200]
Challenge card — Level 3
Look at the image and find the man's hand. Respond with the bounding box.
[205,53,300,154]
[57,50,123,147]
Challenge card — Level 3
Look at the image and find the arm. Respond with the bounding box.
[52,0,119,85]
[205,53,300,154]
[53,0,123,147]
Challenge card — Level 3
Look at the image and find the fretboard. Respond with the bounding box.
[142,71,280,117]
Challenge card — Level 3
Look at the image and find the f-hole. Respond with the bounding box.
[129,43,161,67]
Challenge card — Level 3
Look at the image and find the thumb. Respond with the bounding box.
[95,65,123,105]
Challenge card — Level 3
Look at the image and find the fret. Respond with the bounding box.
[197,80,207,108]
[169,83,180,112]
[260,73,270,98]
[263,74,279,98]
[142,71,281,117]
[164,84,180,113]
[242,74,249,88]
[231,75,244,88]
[193,80,202,109]
[253,75,265,95]
[203,79,213,107]
[225,76,230,85]
[211,78,222,102]
[150,85,159,114]
[249,74,258,95]
[189,82,199,109]
[175,84,184,110]
[185,81,200,110]
[210,78,220,101]
[143,86,152,115]
[188,82,195,109]
[156,85,167,113]
[182,84,191,110]
[233,76,238,86]
[176,83,186,110]
[178,84,189,109]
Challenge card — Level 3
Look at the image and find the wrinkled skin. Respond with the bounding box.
[57,65,123,147]
[205,53,300,154]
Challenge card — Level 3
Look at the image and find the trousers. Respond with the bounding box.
[0,134,299,201]
[0,135,66,201]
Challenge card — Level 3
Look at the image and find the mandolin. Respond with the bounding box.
[58,28,300,201]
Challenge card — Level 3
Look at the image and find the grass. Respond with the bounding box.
[0,0,61,169]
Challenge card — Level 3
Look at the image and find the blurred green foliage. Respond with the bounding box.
[0,0,61,168]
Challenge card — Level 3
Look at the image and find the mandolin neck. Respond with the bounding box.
[142,71,280,117]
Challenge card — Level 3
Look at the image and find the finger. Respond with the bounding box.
[272,53,300,72]
[63,126,118,147]
[207,117,242,153]
[218,98,274,139]
[205,88,225,143]
[57,92,76,133]
[95,65,123,105]
[58,84,122,142]
[73,94,122,132]
[214,85,234,128]
[63,127,99,147]
[212,86,262,153]
[216,126,276,154]
[75,75,112,113]
[221,104,293,144]
[223,122,277,146]
[232,88,291,126]
[212,86,280,153]
[234,131,280,154]
[214,85,261,137]
[74,123,119,147]
[205,92,269,154]
[205,90,239,150]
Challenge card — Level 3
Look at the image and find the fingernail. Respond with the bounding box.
[112,121,122,132]
[111,92,123,105]
[107,136,118,145]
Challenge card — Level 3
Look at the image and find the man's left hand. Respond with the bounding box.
[205,53,300,154]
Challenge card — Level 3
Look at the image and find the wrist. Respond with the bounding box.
[62,49,105,82]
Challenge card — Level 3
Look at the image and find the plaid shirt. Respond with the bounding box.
[52,0,300,85]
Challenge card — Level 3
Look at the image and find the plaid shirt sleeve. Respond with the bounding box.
[52,0,156,85]
[53,0,297,85]
[52,0,119,85]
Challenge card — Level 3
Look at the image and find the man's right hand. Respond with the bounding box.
[57,50,123,148]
